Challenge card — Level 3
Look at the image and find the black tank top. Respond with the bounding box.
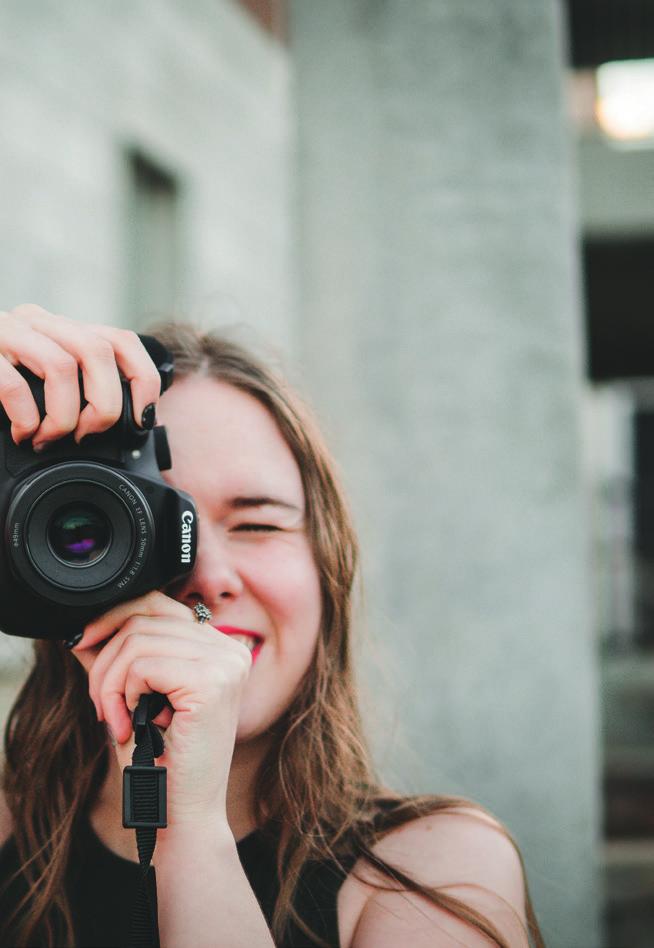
[0,815,358,947]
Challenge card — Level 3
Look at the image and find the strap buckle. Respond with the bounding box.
[122,765,168,829]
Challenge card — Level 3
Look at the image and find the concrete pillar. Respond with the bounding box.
[289,2,601,945]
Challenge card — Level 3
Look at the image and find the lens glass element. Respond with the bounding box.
[47,504,112,566]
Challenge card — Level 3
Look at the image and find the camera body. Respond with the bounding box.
[0,335,198,641]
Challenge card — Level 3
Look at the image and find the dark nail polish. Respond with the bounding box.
[141,403,156,429]
[64,631,83,650]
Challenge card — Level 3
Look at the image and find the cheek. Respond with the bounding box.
[236,566,322,740]
[251,544,322,649]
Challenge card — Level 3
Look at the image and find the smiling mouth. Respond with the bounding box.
[229,634,259,653]
[214,625,264,657]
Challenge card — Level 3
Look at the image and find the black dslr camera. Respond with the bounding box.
[0,335,198,641]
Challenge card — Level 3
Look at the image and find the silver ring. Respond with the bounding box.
[192,603,213,624]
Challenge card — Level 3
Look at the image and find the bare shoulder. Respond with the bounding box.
[338,805,529,948]
[0,786,12,848]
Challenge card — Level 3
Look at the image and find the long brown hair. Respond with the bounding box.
[1,321,545,947]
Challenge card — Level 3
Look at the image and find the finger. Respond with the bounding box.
[0,315,81,443]
[73,591,193,651]
[13,308,124,444]
[150,705,174,731]
[98,632,250,742]
[66,639,103,680]
[87,325,162,429]
[88,617,204,711]
[107,655,205,743]
[111,731,136,767]
[108,697,171,749]
[0,353,41,445]
[68,598,190,690]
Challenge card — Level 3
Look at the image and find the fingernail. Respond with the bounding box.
[106,724,117,747]
[64,631,83,650]
[140,403,156,429]
[32,441,49,453]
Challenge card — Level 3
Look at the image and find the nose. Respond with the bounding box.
[174,522,244,609]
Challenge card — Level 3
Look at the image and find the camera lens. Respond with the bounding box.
[47,503,112,566]
[8,464,152,603]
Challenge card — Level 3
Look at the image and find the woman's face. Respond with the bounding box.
[157,374,322,743]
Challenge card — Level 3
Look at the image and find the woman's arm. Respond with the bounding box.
[72,592,277,947]
[348,809,529,948]
[153,819,276,948]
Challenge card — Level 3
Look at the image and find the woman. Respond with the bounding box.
[0,304,544,947]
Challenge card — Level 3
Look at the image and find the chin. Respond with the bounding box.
[235,695,294,746]
[235,710,276,745]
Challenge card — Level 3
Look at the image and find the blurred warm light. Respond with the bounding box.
[567,70,598,132]
[595,59,654,143]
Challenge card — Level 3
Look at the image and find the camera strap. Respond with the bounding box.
[122,692,169,948]
[108,336,175,945]
[119,336,174,947]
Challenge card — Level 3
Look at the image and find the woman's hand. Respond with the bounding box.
[0,303,162,446]
[70,590,254,828]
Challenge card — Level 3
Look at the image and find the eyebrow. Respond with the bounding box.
[227,495,302,514]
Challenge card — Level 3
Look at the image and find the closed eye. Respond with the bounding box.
[232,524,281,533]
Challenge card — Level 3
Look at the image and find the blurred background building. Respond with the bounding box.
[0,1,653,945]
[567,2,654,945]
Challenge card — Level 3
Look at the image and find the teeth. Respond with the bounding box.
[229,634,259,652]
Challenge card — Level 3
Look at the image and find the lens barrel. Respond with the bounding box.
[6,462,155,606]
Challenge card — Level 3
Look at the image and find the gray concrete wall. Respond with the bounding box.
[290,2,601,945]
[0,0,292,344]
